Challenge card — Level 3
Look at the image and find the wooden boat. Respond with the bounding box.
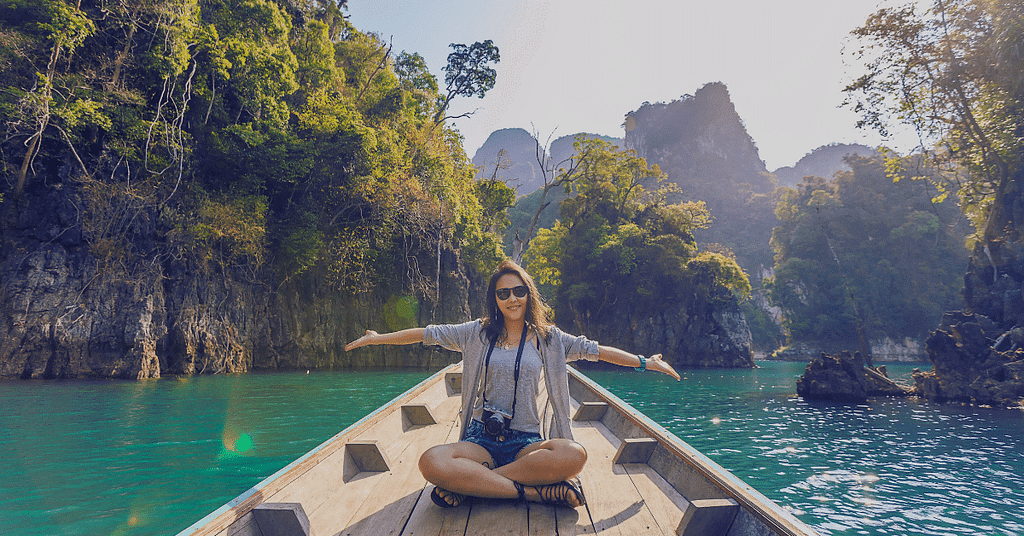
[178,363,820,536]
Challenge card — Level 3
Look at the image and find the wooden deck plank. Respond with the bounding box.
[266,388,454,533]
[582,417,690,534]
[329,395,463,535]
[188,366,463,536]
[401,497,471,536]
[465,499,530,535]
[264,407,425,529]
[250,374,454,529]
[399,401,470,536]
[527,504,559,535]
[621,463,690,536]
[566,423,670,535]
[320,427,434,535]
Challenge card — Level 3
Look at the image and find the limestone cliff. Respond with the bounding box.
[572,280,754,369]
[623,82,776,274]
[0,187,470,379]
[0,176,754,378]
[471,128,621,194]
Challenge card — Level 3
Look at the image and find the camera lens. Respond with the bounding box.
[483,411,505,436]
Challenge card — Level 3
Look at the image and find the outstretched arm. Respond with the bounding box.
[345,328,425,351]
[597,345,681,381]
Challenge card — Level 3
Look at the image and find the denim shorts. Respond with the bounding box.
[463,419,544,468]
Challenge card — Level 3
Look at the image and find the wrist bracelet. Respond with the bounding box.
[634,355,646,372]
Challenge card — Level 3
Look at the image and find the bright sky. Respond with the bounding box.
[346,0,915,170]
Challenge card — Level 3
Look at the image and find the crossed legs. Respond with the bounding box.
[418,438,587,506]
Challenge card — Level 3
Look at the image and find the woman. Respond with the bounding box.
[344,260,679,509]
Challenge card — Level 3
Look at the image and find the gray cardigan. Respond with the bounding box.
[423,320,600,441]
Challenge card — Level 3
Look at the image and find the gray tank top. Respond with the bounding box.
[472,340,542,434]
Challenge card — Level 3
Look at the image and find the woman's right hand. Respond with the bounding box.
[345,330,379,351]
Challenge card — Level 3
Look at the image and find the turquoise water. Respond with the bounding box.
[0,370,434,536]
[587,362,1024,536]
[1,362,1022,535]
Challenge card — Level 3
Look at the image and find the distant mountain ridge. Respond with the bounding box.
[471,129,621,194]
[772,143,880,187]
[471,82,871,275]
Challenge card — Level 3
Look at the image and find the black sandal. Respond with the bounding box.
[430,486,467,508]
[532,477,586,508]
[512,481,527,503]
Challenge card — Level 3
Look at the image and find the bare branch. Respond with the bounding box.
[355,37,393,104]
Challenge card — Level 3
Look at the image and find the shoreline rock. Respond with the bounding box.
[797,351,914,403]
[916,312,1024,408]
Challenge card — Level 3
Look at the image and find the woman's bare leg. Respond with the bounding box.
[419,442,518,499]
[496,439,587,507]
[418,439,587,506]
[494,438,587,486]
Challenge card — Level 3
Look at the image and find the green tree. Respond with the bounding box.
[8,0,96,196]
[433,40,500,124]
[0,0,507,300]
[511,131,594,263]
[843,0,1024,245]
[525,137,748,333]
[767,155,969,348]
[395,51,438,120]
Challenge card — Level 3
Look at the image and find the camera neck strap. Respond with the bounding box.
[482,323,529,421]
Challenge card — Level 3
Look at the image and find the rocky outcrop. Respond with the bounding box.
[916,312,1024,407]
[912,236,1024,408]
[797,351,869,402]
[797,351,913,402]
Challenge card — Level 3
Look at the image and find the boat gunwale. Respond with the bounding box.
[179,362,818,536]
[568,366,819,536]
[176,362,461,536]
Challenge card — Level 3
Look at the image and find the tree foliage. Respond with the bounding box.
[0,0,504,297]
[843,0,1024,244]
[767,155,970,346]
[524,137,749,333]
[433,40,499,124]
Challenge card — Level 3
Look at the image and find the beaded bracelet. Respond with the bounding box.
[635,355,647,372]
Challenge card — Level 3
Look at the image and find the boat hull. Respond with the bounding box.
[178,363,819,536]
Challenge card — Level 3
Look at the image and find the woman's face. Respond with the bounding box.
[495,273,528,324]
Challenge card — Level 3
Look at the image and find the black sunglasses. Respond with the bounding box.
[495,285,528,301]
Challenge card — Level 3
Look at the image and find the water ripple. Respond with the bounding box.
[586,362,1024,536]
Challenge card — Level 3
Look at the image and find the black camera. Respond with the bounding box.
[482,408,511,437]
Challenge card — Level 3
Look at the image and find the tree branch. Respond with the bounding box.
[356,38,393,104]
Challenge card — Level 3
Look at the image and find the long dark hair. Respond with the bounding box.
[481,260,553,343]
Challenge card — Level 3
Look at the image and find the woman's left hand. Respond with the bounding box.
[647,354,681,381]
